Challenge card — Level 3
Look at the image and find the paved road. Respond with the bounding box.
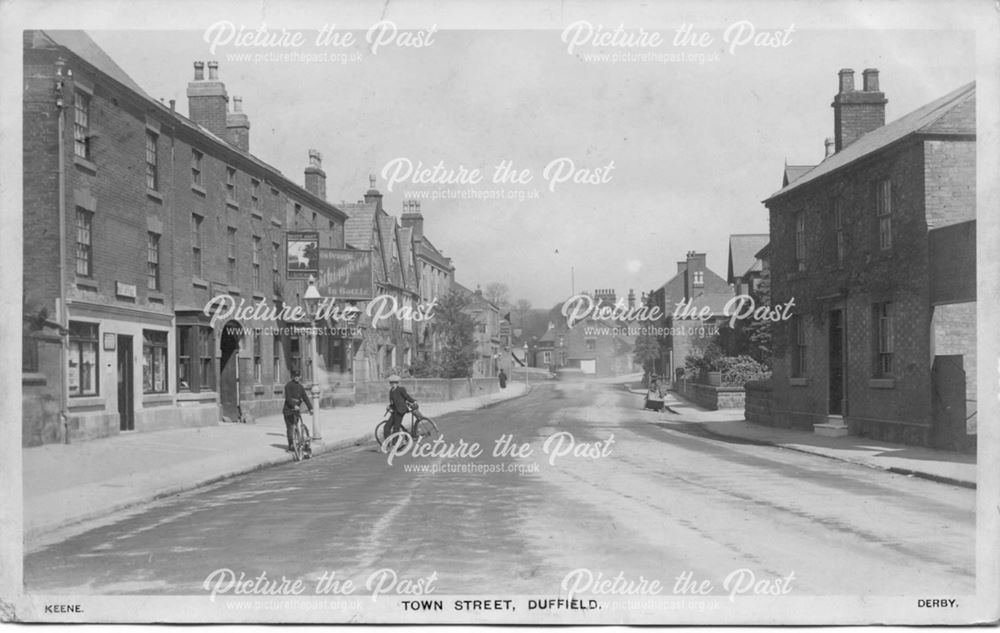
[25,382,974,598]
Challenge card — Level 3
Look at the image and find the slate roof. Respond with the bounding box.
[43,30,150,98]
[340,202,378,250]
[377,213,404,288]
[727,234,769,284]
[767,81,976,202]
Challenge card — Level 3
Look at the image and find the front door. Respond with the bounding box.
[117,334,134,431]
[219,321,241,421]
[828,309,845,415]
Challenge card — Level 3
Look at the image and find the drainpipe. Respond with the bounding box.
[55,57,70,443]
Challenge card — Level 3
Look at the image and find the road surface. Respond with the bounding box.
[25,381,974,598]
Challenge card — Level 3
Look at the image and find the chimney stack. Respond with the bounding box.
[832,67,887,152]
[187,60,229,138]
[226,96,250,152]
[400,198,424,241]
[304,149,326,199]
[363,174,383,210]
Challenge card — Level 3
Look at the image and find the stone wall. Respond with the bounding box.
[744,380,774,425]
[675,379,745,411]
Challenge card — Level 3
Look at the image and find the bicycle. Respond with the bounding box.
[374,403,439,452]
[289,408,312,462]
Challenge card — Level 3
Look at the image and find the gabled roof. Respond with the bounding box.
[767,81,975,202]
[398,226,418,291]
[782,164,815,187]
[727,234,769,284]
[42,30,150,98]
[415,235,452,269]
[340,202,378,250]
[377,213,404,288]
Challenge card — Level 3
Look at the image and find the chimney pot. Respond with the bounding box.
[824,137,835,157]
[838,68,855,93]
[232,96,243,113]
[308,149,322,167]
[862,68,879,92]
[207,60,219,80]
[193,61,205,80]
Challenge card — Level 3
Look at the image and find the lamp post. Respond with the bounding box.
[523,342,529,388]
[303,275,322,441]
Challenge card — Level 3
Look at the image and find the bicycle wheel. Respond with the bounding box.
[375,420,389,445]
[411,416,439,440]
[292,419,304,462]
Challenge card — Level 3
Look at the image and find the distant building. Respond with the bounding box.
[648,252,733,382]
[453,283,501,377]
[727,234,769,297]
[763,69,976,449]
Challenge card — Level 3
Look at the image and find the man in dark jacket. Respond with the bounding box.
[385,374,416,439]
[498,369,507,389]
[283,369,313,452]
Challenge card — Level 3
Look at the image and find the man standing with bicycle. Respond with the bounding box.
[386,374,416,440]
[283,369,314,453]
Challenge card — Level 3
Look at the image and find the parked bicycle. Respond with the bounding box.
[289,408,312,461]
[374,403,439,452]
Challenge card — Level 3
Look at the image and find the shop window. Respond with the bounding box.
[143,330,168,394]
[68,321,99,397]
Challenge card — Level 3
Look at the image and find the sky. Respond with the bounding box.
[87,24,976,307]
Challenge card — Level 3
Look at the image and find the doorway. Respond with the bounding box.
[219,321,242,421]
[117,334,134,431]
[828,309,845,416]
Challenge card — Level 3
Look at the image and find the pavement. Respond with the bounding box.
[626,384,976,489]
[23,382,529,548]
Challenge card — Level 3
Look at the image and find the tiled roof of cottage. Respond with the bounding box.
[767,81,975,202]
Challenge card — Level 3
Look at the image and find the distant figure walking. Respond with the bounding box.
[498,369,508,389]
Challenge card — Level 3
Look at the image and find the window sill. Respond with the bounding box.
[251,210,264,221]
[788,377,809,386]
[228,286,242,295]
[75,278,98,291]
[146,188,163,203]
[193,277,208,289]
[148,291,166,303]
[869,378,896,389]
[68,396,105,409]
[226,198,240,210]
[142,393,174,406]
[176,391,217,403]
[270,217,283,227]
[254,385,266,395]
[273,385,285,395]
[73,155,97,174]
[191,183,207,196]
[253,292,266,301]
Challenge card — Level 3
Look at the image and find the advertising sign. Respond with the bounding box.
[317,248,375,300]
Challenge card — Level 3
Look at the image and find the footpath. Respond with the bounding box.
[627,385,976,489]
[24,383,528,549]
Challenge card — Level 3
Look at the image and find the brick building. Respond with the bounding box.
[400,200,454,363]
[22,31,350,445]
[452,283,501,377]
[762,69,976,449]
[648,251,734,382]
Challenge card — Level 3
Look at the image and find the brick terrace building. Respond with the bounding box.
[22,31,351,445]
[762,69,976,449]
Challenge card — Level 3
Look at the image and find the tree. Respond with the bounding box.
[512,298,532,325]
[483,282,511,310]
[737,271,774,367]
[632,331,661,377]
[436,290,477,378]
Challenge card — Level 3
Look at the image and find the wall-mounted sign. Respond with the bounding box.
[116,281,137,298]
[286,231,319,279]
[103,332,116,351]
[317,249,375,300]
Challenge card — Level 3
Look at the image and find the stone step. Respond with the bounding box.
[814,420,849,437]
